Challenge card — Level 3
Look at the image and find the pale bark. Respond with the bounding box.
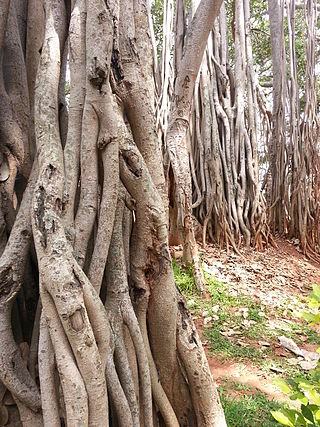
[268,0,320,256]
[62,0,86,236]
[166,0,223,291]
[38,313,60,426]
[0,0,227,425]
[268,0,288,234]
[32,2,108,425]
[184,2,271,251]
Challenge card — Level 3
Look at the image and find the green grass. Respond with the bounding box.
[202,272,271,362]
[205,328,267,362]
[220,388,282,427]
[174,260,269,361]
[173,259,320,426]
[174,259,319,380]
[226,379,252,393]
[173,260,195,293]
[219,378,285,426]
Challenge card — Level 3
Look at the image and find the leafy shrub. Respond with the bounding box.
[271,285,320,427]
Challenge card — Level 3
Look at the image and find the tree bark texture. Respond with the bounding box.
[165,0,224,292]
[268,0,288,235]
[191,1,271,251]
[268,0,320,257]
[0,0,226,426]
[158,0,272,254]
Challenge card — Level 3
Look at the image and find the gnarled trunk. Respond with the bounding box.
[0,0,226,426]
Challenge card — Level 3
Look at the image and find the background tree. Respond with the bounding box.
[267,0,288,235]
[267,0,320,258]
[163,0,224,292]
[190,0,271,251]
[157,0,272,256]
[155,0,320,259]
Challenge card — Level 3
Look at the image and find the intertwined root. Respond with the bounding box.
[0,0,226,425]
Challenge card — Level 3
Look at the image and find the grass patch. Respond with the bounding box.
[220,388,282,427]
[174,260,270,362]
[173,259,319,374]
[173,259,320,426]
[224,379,252,393]
[203,273,271,362]
[173,260,195,293]
[205,328,266,362]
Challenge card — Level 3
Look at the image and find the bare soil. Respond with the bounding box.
[199,237,320,303]
[189,237,320,401]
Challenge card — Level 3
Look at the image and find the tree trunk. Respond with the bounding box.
[165,0,223,292]
[268,0,288,234]
[0,0,226,425]
[268,0,320,257]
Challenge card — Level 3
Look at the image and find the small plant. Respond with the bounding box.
[271,285,320,427]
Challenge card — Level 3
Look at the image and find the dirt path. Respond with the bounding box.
[209,355,288,402]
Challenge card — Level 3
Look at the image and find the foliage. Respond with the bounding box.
[225,0,312,101]
[151,0,164,56]
[272,285,320,427]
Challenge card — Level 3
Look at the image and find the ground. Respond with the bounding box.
[172,237,320,427]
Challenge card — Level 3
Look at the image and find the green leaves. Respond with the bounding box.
[274,378,292,394]
[301,405,315,424]
[271,286,320,427]
[311,286,320,304]
[272,407,316,426]
[298,285,320,327]
[309,390,320,407]
[271,410,296,427]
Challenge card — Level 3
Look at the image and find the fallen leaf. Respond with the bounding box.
[300,349,320,362]
[258,340,270,347]
[237,340,250,347]
[220,329,242,337]
[299,360,318,370]
[278,336,303,357]
[269,366,284,373]
[242,319,257,328]
[203,317,212,326]
[287,358,300,366]
[212,305,220,313]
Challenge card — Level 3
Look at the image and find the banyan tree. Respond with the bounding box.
[0,0,227,426]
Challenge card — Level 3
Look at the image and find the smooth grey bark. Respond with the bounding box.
[268,0,288,234]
